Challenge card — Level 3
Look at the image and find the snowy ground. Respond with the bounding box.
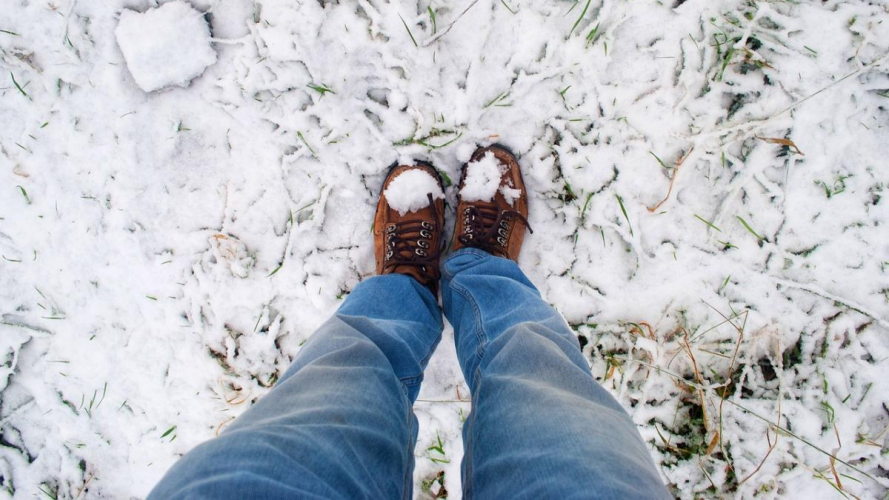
[2,0,888,498]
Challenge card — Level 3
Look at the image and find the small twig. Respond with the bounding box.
[682,330,709,432]
[724,398,877,483]
[710,305,747,478]
[647,147,694,212]
[829,455,844,492]
[74,473,95,500]
[740,398,781,484]
[215,416,236,436]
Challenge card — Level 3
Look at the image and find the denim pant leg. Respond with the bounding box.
[149,275,443,500]
[441,248,670,499]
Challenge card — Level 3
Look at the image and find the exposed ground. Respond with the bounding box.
[1,0,888,498]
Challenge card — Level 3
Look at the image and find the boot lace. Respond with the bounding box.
[458,203,532,258]
[382,193,443,281]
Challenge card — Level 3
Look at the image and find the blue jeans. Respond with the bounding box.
[149,249,669,499]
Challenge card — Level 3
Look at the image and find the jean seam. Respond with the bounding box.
[402,386,414,500]
[450,281,488,380]
[461,366,482,499]
[400,374,423,387]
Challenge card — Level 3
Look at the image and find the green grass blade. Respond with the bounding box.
[10,72,28,98]
[585,22,600,46]
[484,90,509,108]
[649,151,668,169]
[694,214,722,232]
[267,263,284,277]
[736,216,763,241]
[500,0,516,14]
[427,6,437,33]
[581,192,594,221]
[615,194,633,236]
[307,83,335,95]
[568,0,591,37]
[16,185,31,204]
[717,44,736,81]
[297,131,316,155]
[398,14,418,47]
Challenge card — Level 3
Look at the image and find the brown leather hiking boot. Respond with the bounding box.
[374,162,446,293]
[453,145,532,261]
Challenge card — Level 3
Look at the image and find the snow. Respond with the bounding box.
[499,186,521,206]
[1,0,888,498]
[383,169,444,216]
[459,152,506,203]
[115,2,217,92]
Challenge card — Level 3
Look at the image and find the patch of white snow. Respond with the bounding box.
[115,1,217,92]
[459,152,505,203]
[383,169,444,216]
[499,185,522,206]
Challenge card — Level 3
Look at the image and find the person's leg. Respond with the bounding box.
[442,248,671,499]
[149,274,442,500]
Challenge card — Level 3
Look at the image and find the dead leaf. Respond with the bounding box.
[755,135,804,155]
[706,432,720,455]
[829,455,843,491]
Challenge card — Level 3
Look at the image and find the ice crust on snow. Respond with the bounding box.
[383,169,444,216]
[115,1,217,92]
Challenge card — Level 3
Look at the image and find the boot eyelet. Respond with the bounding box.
[498,228,508,237]
[420,229,431,238]
[386,250,393,259]
[421,221,433,229]
[497,236,507,246]
[463,208,470,215]
[387,225,396,233]
[416,248,427,257]
[500,220,509,229]
[417,240,429,249]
